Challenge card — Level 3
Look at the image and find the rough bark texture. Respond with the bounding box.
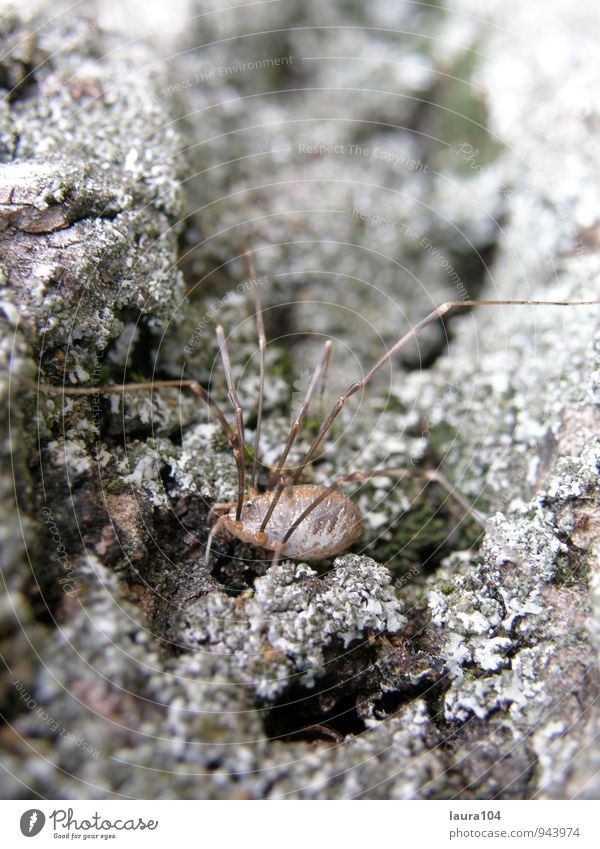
[1,1,599,799]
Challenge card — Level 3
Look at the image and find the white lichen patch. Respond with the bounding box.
[444,644,548,723]
[115,439,171,507]
[181,555,405,700]
[169,422,238,504]
[46,438,92,476]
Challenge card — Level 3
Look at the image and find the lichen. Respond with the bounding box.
[2,0,600,802]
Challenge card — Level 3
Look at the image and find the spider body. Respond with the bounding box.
[220,485,362,560]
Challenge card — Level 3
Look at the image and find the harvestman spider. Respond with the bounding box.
[36,249,599,567]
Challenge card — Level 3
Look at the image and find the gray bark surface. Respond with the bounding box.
[1,2,599,799]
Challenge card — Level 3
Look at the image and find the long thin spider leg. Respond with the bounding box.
[209,500,238,520]
[423,468,486,526]
[243,246,266,490]
[216,325,246,519]
[269,540,286,568]
[269,339,333,487]
[316,336,332,421]
[34,377,247,522]
[259,475,289,533]
[258,341,333,532]
[281,465,489,547]
[205,514,228,567]
[291,298,600,484]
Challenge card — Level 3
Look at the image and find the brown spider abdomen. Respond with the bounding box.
[223,484,363,560]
